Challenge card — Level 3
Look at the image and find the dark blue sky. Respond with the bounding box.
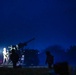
[0,0,76,51]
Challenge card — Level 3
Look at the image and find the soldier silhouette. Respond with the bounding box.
[10,49,19,68]
[45,51,54,69]
[45,51,55,75]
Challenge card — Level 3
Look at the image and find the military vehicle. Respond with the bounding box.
[8,37,39,66]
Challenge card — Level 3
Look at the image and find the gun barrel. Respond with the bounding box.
[18,37,35,48]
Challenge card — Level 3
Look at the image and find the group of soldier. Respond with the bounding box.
[3,48,54,69]
[2,48,20,68]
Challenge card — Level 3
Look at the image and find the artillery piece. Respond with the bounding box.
[7,37,40,66]
[8,37,35,51]
[8,37,35,57]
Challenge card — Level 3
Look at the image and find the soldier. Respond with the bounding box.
[10,49,19,68]
[6,50,10,64]
[3,48,7,65]
[45,51,54,69]
[45,51,55,75]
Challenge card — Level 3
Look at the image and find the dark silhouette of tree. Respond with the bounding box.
[66,45,76,64]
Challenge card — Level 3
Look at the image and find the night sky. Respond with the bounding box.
[0,0,76,51]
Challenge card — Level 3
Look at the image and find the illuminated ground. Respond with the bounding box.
[0,64,48,68]
[0,64,75,75]
[0,65,50,75]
